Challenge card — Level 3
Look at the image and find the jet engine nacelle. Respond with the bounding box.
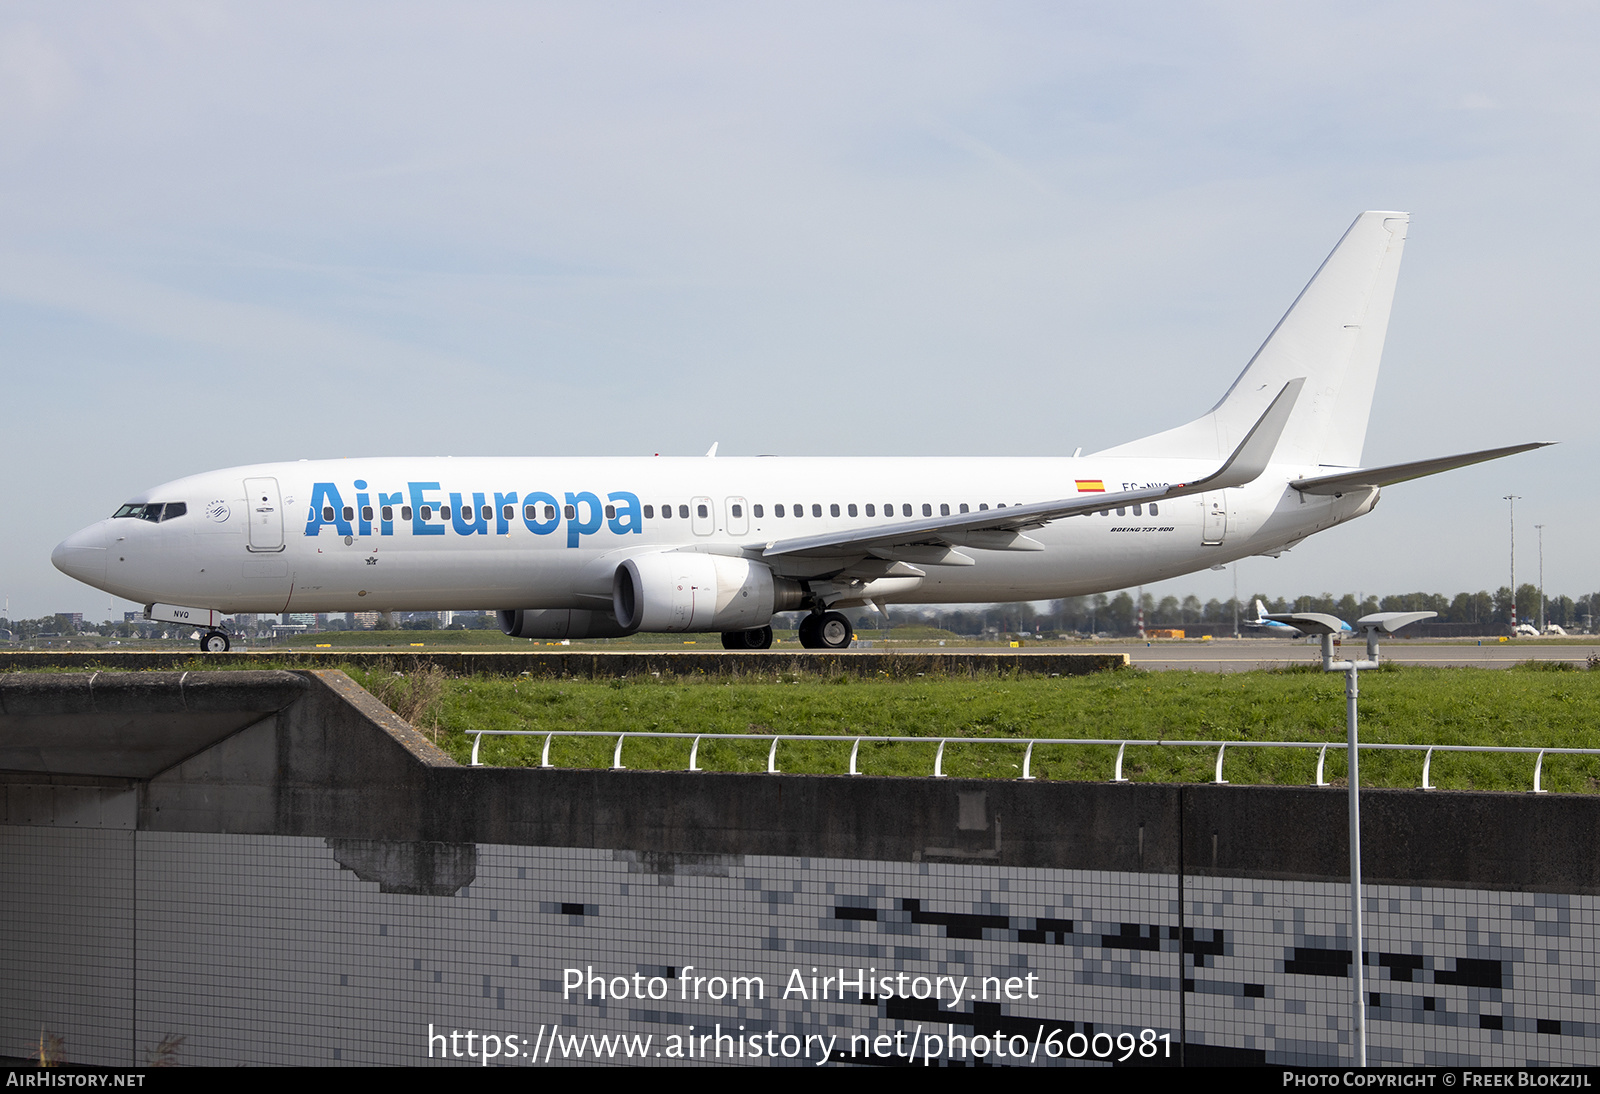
[498,608,634,640]
[613,552,803,633]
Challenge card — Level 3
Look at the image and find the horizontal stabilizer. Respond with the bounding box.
[1291,442,1552,495]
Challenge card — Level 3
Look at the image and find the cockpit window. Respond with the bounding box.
[112,502,187,523]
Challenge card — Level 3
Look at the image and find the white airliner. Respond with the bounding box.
[53,211,1545,653]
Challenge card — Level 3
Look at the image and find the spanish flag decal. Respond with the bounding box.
[1075,479,1105,493]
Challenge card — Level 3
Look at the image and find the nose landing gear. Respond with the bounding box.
[797,610,853,650]
[199,630,230,653]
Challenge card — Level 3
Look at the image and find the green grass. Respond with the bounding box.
[343,663,1600,793]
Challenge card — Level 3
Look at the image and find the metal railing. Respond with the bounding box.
[464,730,1600,792]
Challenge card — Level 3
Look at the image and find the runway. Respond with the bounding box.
[1120,637,1600,672]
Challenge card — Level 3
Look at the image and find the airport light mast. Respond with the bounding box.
[1256,606,1436,1066]
[1536,524,1545,633]
[1505,495,1520,629]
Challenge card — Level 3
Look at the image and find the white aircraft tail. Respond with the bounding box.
[1096,211,1409,469]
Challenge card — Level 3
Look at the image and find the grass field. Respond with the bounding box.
[344,662,1600,793]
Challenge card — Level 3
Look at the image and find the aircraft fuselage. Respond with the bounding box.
[53,455,1375,616]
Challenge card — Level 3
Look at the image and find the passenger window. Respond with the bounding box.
[441,505,452,520]
[793,503,803,518]
[902,504,912,517]
[382,506,393,521]
[865,504,875,517]
[524,504,537,520]
[679,504,689,519]
[979,503,988,511]
[1133,504,1142,516]
[546,505,556,520]
[697,504,708,518]
[829,503,839,517]
[362,506,374,522]
[481,504,493,521]
[1150,503,1159,516]
[1116,507,1126,516]
[732,504,742,518]
[959,503,969,514]
[643,505,654,519]
[774,504,784,518]
[847,503,857,517]
[564,505,576,519]
[661,504,672,519]
[420,506,432,520]
[402,506,413,520]
[322,506,335,521]
[753,504,763,518]
[605,504,617,519]
[811,503,821,518]
[502,504,513,521]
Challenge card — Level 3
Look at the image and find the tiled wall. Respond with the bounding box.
[2,825,1595,1067]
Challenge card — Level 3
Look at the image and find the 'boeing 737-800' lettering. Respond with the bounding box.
[52,212,1550,652]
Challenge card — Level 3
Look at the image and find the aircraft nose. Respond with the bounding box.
[52,523,108,586]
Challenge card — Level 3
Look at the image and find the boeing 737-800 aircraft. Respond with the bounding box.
[53,212,1545,652]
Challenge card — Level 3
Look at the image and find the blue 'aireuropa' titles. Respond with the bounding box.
[303,481,643,548]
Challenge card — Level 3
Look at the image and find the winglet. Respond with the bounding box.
[1179,378,1304,491]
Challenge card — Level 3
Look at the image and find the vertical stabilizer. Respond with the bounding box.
[1094,211,1408,468]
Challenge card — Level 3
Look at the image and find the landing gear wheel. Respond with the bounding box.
[817,611,853,650]
[721,625,773,650]
[200,630,230,653]
[799,611,853,650]
[797,613,822,648]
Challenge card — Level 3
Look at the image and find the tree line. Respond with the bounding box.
[852,583,1594,638]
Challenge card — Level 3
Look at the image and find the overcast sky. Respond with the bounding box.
[4,3,1595,620]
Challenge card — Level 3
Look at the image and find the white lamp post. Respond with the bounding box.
[1258,607,1436,1065]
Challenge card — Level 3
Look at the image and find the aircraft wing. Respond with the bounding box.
[760,379,1304,563]
[1290,442,1551,496]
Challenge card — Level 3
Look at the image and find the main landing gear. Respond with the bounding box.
[797,610,853,650]
[199,630,230,653]
[721,625,774,650]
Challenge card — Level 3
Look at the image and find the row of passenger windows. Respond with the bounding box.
[644,501,1023,520]
[325,503,589,523]
[636,501,1158,519]
[317,498,1160,525]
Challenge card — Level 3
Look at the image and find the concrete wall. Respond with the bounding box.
[5,671,1600,1067]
